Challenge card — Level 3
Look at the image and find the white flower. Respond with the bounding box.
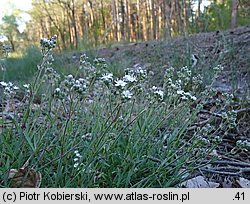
[82,133,92,140]
[181,95,188,100]
[4,87,11,93]
[23,84,30,89]
[123,74,137,83]
[190,96,197,101]
[154,90,164,100]
[8,82,13,86]
[75,80,80,85]
[115,80,127,88]
[122,90,133,99]
[137,69,144,74]
[151,86,158,91]
[177,90,184,95]
[75,153,82,158]
[101,73,113,82]
[73,149,82,168]
[0,81,7,87]
[13,86,19,90]
[136,69,147,78]
[184,92,192,97]
[79,78,85,84]
[118,115,124,121]
[170,84,176,89]
[66,74,74,80]
[54,88,61,93]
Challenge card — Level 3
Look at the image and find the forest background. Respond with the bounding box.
[0,0,249,54]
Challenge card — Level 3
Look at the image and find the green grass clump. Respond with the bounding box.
[0,46,41,82]
[0,37,237,187]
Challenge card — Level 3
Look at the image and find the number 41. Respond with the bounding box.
[235,192,244,200]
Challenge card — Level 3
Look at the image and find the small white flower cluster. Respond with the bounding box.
[54,87,64,99]
[135,68,147,81]
[73,78,87,94]
[136,68,147,79]
[236,140,250,150]
[164,66,203,97]
[176,90,197,101]
[196,135,210,145]
[150,86,164,102]
[40,35,57,50]
[73,150,82,168]
[100,70,139,102]
[115,79,127,89]
[53,75,88,100]
[100,73,113,84]
[93,57,106,63]
[199,124,215,136]
[164,68,182,94]
[192,74,203,89]
[113,78,134,102]
[163,66,201,102]
[213,65,224,78]
[0,81,19,97]
[100,65,148,103]
[212,136,222,144]
[93,58,108,69]
[79,54,89,68]
[116,68,147,101]
[64,74,75,87]
[221,111,237,129]
[176,66,191,87]
[63,75,87,95]
[125,67,147,82]
[213,65,224,72]
[121,90,133,100]
[23,84,30,89]
[81,133,93,141]
[37,53,55,71]
[79,54,96,75]
[123,74,137,83]
[164,67,175,80]
[44,67,60,83]
[23,83,31,95]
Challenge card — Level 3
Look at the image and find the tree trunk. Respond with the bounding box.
[151,0,156,40]
[183,0,188,35]
[136,0,141,40]
[100,0,106,32]
[142,3,148,41]
[231,0,239,29]
[112,0,118,41]
[125,0,130,41]
[116,0,121,41]
[120,0,125,40]
[71,0,78,49]
[155,0,159,39]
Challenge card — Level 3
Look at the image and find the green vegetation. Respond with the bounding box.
[0,46,41,82]
[0,0,249,188]
[0,36,241,187]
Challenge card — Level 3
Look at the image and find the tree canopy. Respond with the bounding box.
[0,14,21,51]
